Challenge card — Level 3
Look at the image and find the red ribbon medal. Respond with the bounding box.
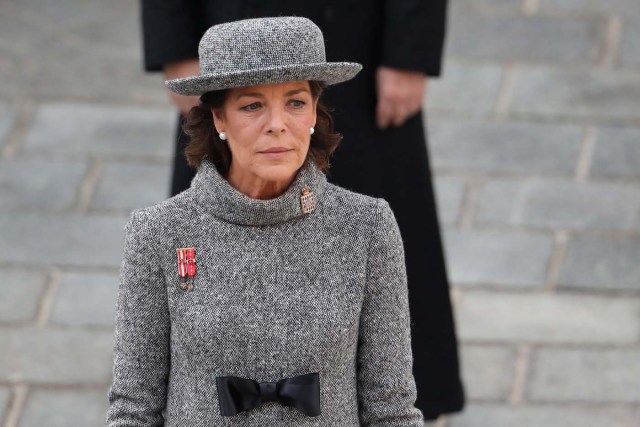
[176,247,197,291]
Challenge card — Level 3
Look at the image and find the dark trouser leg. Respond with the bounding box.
[394,162,465,419]
[328,112,465,420]
[385,116,464,420]
[170,115,197,197]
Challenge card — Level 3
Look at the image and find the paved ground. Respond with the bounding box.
[1,0,639,426]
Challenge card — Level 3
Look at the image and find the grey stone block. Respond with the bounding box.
[559,235,640,291]
[448,404,640,427]
[429,121,582,173]
[28,38,168,104]
[20,388,109,427]
[510,68,640,123]
[92,162,171,211]
[591,126,640,178]
[446,15,604,63]
[0,268,47,322]
[0,10,42,56]
[476,179,640,230]
[0,51,30,99]
[460,345,515,400]
[2,0,162,103]
[0,387,9,422]
[0,158,88,211]
[23,104,175,158]
[5,0,106,24]
[530,348,640,402]
[455,291,640,343]
[443,230,552,286]
[51,1,140,62]
[50,272,119,327]
[0,214,126,268]
[448,0,524,16]
[539,0,640,16]
[0,103,17,147]
[620,20,640,68]
[0,328,113,383]
[425,62,503,116]
[434,176,466,225]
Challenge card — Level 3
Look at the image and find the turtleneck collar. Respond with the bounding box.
[189,157,328,226]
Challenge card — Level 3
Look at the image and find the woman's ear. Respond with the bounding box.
[311,98,318,125]
[211,107,225,133]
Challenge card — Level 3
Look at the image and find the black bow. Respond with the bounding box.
[216,372,321,417]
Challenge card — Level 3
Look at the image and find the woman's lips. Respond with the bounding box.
[259,147,291,153]
[258,147,293,158]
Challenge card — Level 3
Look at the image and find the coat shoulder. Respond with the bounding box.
[323,183,394,228]
[126,189,194,230]
[325,182,379,208]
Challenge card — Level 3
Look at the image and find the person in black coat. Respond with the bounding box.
[141,0,465,420]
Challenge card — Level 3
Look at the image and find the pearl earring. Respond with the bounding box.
[310,127,315,135]
[219,132,227,140]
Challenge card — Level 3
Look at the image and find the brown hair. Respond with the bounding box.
[182,81,341,177]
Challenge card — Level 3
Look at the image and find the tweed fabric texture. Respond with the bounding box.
[165,16,362,95]
[106,158,424,426]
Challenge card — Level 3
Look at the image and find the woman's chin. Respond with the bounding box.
[254,162,300,183]
[254,156,303,178]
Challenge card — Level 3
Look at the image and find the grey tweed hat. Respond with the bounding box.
[165,16,363,96]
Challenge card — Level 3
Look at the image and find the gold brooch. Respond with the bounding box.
[300,185,317,214]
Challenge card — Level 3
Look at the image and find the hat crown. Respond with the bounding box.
[198,17,326,76]
[165,16,362,95]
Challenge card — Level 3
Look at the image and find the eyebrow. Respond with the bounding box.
[284,88,310,96]
[235,92,263,100]
[234,88,310,100]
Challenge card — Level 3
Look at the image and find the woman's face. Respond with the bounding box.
[212,80,317,195]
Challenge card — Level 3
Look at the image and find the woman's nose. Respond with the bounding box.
[265,106,286,134]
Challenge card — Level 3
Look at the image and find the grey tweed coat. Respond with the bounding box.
[106,158,424,426]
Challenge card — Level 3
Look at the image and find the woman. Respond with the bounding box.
[106,17,424,426]
[142,2,464,419]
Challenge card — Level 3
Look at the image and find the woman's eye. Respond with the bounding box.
[289,100,306,108]
[242,102,261,111]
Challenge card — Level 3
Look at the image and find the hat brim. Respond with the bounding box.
[165,62,363,96]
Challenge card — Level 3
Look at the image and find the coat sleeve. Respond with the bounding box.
[380,0,448,76]
[141,0,206,71]
[106,209,170,426]
[357,199,424,426]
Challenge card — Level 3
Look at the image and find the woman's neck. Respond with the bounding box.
[227,169,295,200]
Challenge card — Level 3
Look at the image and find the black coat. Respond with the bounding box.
[141,0,464,420]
